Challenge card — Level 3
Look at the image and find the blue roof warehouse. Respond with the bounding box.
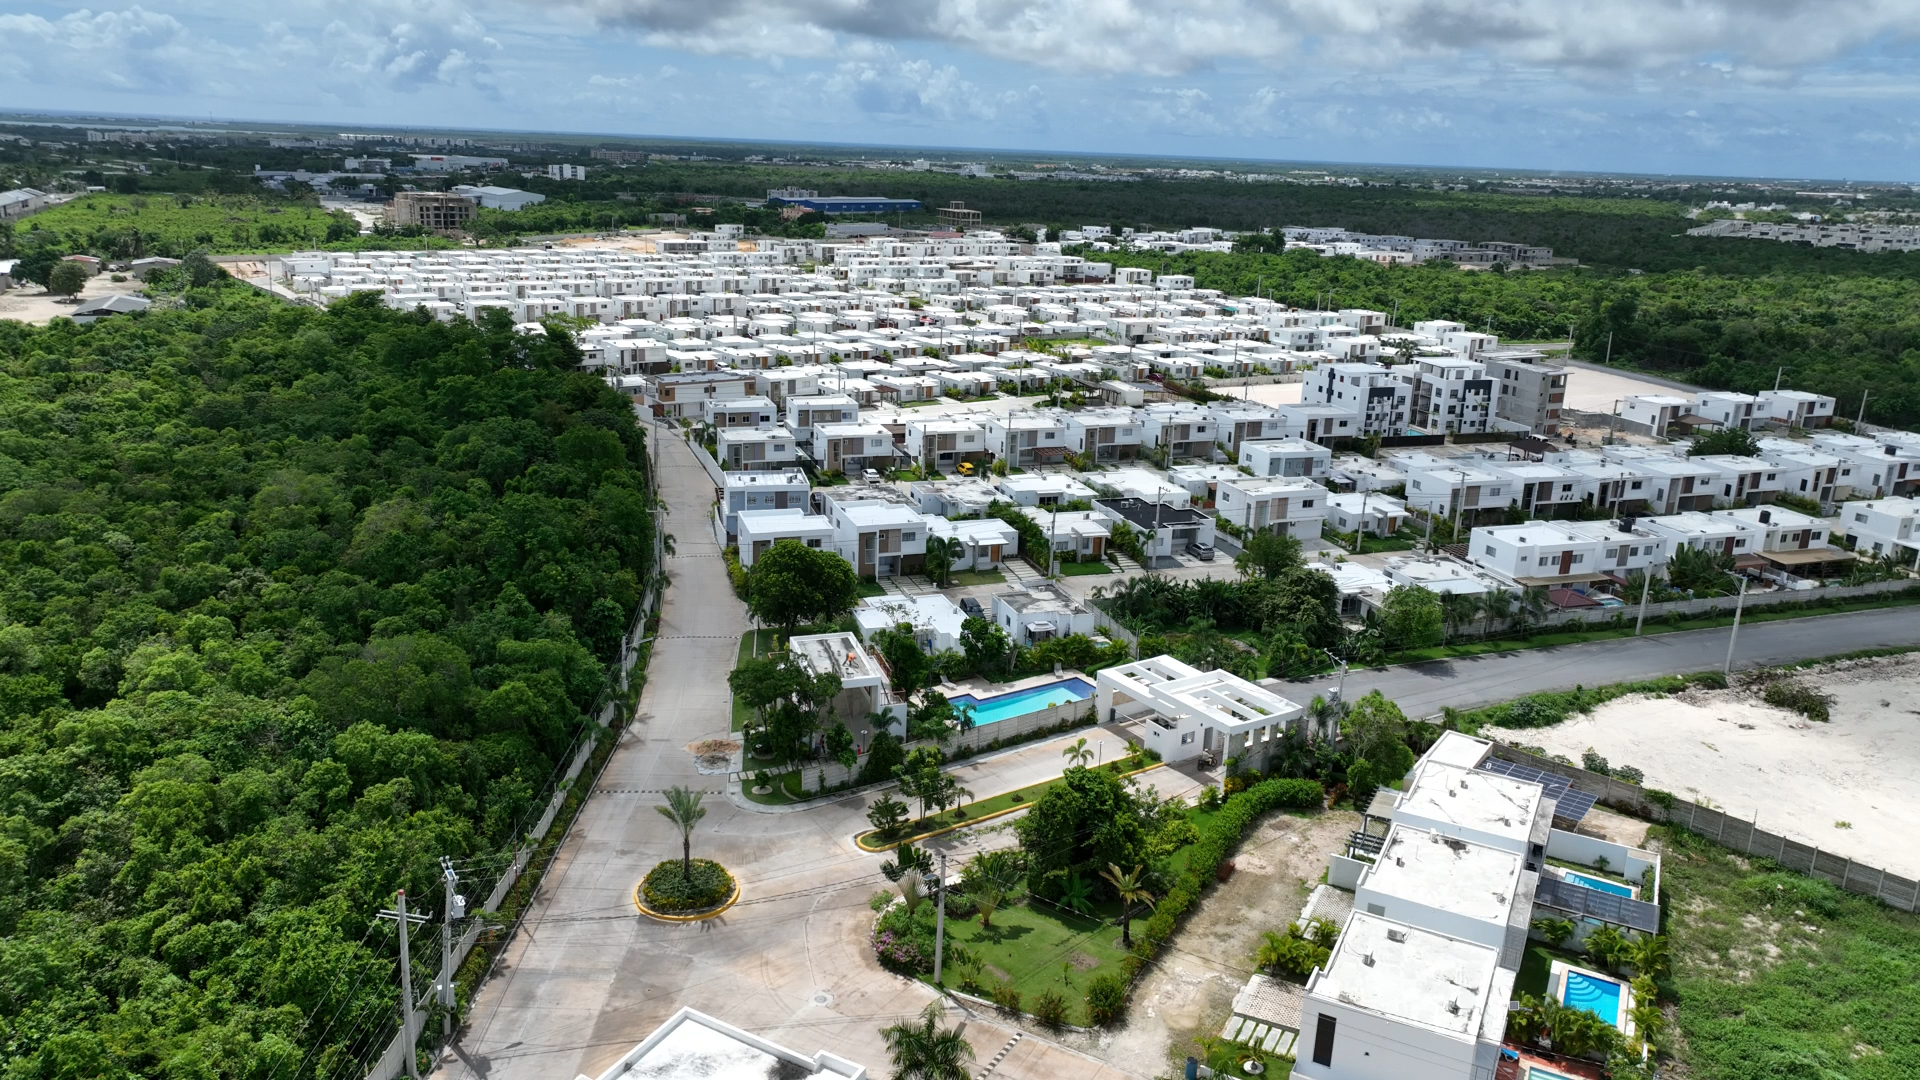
[766,187,922,214]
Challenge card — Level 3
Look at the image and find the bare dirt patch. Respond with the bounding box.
[1519,652,1920,879]
[0,275,150,326]
[687,738,739,774]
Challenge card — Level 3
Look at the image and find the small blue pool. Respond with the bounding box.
[1564,870,1635,898]
[1562,970,1623,1027]
[948,677,1095,726]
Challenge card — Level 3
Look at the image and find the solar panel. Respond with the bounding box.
[1474,758,1596,823]
[1534,875,1660,934]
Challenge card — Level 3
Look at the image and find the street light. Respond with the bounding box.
[1722,570,1750,675]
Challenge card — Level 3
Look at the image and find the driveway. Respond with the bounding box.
[441,431,1149,1080]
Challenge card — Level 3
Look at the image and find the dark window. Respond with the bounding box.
[1313,1014,1337,1066]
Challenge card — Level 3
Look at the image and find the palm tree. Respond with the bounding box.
[1099,863,1156,948]
[880,1002,975,1080]
[1514,588,1550,636]
[1625,933,1669,979]
[966,881,1005,928]
[922,535,957,588]
[1062,737,1095,769]
[1439,591,1481,644]
[655,786,707,881]
[1480,589,1515,638]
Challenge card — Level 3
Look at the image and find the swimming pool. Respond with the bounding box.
[1527,1067,1580,1080]
[1564,870,1636,898]
[948,677,1096,726]
[1561,970,1623,1027]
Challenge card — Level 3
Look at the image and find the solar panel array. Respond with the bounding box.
[1534,875,1660,934]
[1474,758,1598,823]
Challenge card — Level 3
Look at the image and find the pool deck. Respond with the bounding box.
[939,668,1094,702]
[1547,960,1636,1039]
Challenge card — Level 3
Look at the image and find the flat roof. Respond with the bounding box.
[1309,912,1500,1040]
[1394,761,1542,846]
[788,632,882,685]
[1364,825,1525,925]
[1095,497,1209,530]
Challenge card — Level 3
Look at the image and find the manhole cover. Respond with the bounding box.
[810,991,833,1008]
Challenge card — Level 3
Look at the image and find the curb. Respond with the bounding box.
[633,875,742,923]
[855,763,1166,852]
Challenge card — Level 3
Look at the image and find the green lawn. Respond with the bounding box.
[936,900,1134,1012]
[948,568,1007,588]
[1056,561,1113,576]
[1656,824,1920,1079]
[858,579,890,597]
[861,759,1156,848]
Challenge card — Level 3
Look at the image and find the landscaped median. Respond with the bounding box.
[856,755,1165,851]
[633,858,741,922]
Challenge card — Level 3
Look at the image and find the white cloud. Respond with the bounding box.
[0,6,203,89]
[561,0,1920,80]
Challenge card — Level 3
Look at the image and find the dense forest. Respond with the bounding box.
[0,283,654,1078]
[1100,247,1920,429]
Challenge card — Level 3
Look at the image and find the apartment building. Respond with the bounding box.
[388,191,476,232]
[1483,350,1567,433]
[1316,363,1410,436]
[1404,357,1494,434]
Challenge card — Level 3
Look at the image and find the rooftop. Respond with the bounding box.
[1095,497,1210,530]
[589,1007,866,1080]
[788,632,882,686]
[1393,761,1544,846]
[1363,824,1527,925]
[1307,912,1502,1041]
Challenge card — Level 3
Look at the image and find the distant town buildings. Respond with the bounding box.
[387,191,475,232]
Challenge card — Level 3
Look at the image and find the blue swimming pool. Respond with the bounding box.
[948,678,1096,726]
[1564,870,1636,898]
[1562,970,1623,1027]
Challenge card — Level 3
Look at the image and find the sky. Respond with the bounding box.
[3,1,1920,180]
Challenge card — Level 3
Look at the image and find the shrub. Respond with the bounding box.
[722,546,750,598]
[1763,678,1832,722]
[1031,989,1069,1028]
[641,858,734,912]
[1084,973,1128,1026]
[872,902,937,974]
[1581,748,1610,774]
[1613,764,1644,785]
[1197,784,1223,810]
[990,982,1023,1013]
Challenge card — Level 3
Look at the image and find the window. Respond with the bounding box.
[1631,480,1643,490]
[1302,499,1314,508]
[1312,1014,1337,1067]
[1855,513,1869,523]
[1180,732,1195,745]
[1539,555,1554,566]
[1486,546,1497,557]
[1572,553,1586,564]
[1604,547,1617,558]
[902,531,918,541]
[1366,903,1385,916]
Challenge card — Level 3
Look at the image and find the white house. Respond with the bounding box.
[811,422,898,475]
[1354,824,1529,951]
[585,1007,866,1080]
[994,473,1097,507]
[735,509,836,567]
[1756,389,1836,429]
[909,478,1002,519]
[1616,394,1693,436]
[1840,496,1920,563]
[983,410,1072,467]
[1143,403,1221,460]
[1021,507,1111,562]
[704,395,778,429]
[927,516,1019,571]
[991,583,1099,644]
[1096,655,1305,767]
[1396,455,1509,519]
[824,497,931,578]
[784,393,859,442]
[854,594,969,653]
[1099,467,1193,507]
[1207,401,1297,455]
[1063,406,1147,462]
[1325,491,1408,537]
[1215,476,1328,537]
[905,416,990,474]
[1694,391,1761,431]
[1640,511,1751,558]
[715,468,809,544]
[1239,438,1333,479]
[716,425,798,471]
[1094,498,1216,564]
[1466,521,1607,585]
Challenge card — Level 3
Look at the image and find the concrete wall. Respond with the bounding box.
[1545,828,1660,897]
[1491,743,1919,913]
[1529,579,1916,631]
[1328,854,1368,890]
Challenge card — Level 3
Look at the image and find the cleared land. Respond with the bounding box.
[1521,653,1920,879]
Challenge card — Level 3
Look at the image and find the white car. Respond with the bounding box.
[862,468,882,483]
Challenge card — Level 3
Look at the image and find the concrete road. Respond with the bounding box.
[442,430,1145,1080]
[1285,605,1920,716]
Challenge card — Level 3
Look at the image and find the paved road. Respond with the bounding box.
[1286,605,1920,716]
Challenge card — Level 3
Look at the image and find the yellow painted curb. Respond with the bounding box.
[855,763,1165,853]
[633,875,742,922]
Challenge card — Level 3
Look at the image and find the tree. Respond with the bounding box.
[825,721,857,769]
[881,841,933,883]
[959,616,1011,677]
[1235,529,1302,580]
[858,729,907,785]
[866,792,909,838]
[182,249,223,287]
[655,786,707,881]
[729,653,810,739]
[1666,544,1737,595]
[873,625,932,695]
[1377,584,1443,652]
[1479,589,1516,637]
[1687,427,1761,458]
[879,1002,975,1080]
[1438,591,1481,644]
[1098,863,1155,948]
[1512,587,1550,634]
[923,535,958,588]
[746,540,861,632]
[1260,566,1343,648]
[1014,765,1155,900]
[1340,691,1414,778]
[46,259,88,299]
[895,745,961,821]
[1062,737,1095,769]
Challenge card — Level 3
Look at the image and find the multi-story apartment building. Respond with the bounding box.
[1404,357,1493,434]
[1483,350,1567,433]
[1316,363,1409,436]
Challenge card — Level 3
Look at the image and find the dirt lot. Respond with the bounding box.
[0,274,150,326]
[1520,652,1920,879]
[995,807,1357,1078]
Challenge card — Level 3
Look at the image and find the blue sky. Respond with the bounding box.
[3,1,1919,180]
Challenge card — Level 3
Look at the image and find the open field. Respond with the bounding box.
[0,274,149,325]
[1560,361,1701,413]
[1522,653,1920,879]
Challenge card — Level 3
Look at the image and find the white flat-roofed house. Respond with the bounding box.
[1714,505,1849,577]
[1099,467,1192,507]
[715,468,809,545]
[1239,438,1332,479]
[1617,394,1693,437]
[1695,391,1762,430]
[1143,403,1221,461]
[1021,507,1111,562]
[994,473,1097,507]
[1617,454,1723,514]
[812,422,898,475]
[1840,496,1920,563]
[583,1006,866,1080]
[983,410,1072,468]
[1690,454,1788,505]
[905,416,990,474]
[735,509,836,567]
[1326,491,1408,537]
[991,582,1098,645]
[1487,461,1582,517]
[1063,406,1147,462]
[1166,463,1248,503]
[1387,759,1550,863]
[1756,440,1854,504]
[854,594,969,653]
[910,478,1002,518]
[1397,455,1509,520]
[1292,913,1512,1080]
[704,395,778,429]
[757,365,827,404]
[1640,510,1751,558]
[641,370,755,419]
[1094,497,1216,564]
[1564,460,1657,514]
[1380,554,1513,597]
[1757,389,1836,429]
[927,515,1018,571]
[1466,521,1607,586]
[825,497,930,578]
[873,372,942,402]
[716,425,798,471]
[1095,655,1305,768]
[1215,476,1327,537]
[785,393,860,442]
[787,630,904,732]
[1558,519,1670,577]
[1354,825,1532,952]
[1207,401,1297,456]
[1278,402,1362,444]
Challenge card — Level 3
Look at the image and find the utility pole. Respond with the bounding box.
[1723,574,1750,675]
[931,852,948,984]
[1774,366,1783,392]
[375,890,431,1080]
[1633,566,1652,635]
[1857,390,1870,427]
[437,858,466,1038]
[1603,332,1612,366]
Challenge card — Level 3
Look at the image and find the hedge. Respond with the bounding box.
[1124,777,1324,978]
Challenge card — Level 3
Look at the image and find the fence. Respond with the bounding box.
[1487,743,1920,913]
[1529,579,1917,631]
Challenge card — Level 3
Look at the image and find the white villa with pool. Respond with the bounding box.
[1095,655,1306,769]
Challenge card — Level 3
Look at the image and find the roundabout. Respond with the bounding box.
[633,858,741,922]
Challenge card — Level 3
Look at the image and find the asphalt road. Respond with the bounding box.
[1286,605,1920,716]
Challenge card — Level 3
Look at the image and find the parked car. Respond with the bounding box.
[1185,541,1215,561]
[959,597,984,619]
[862,468,882,483]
